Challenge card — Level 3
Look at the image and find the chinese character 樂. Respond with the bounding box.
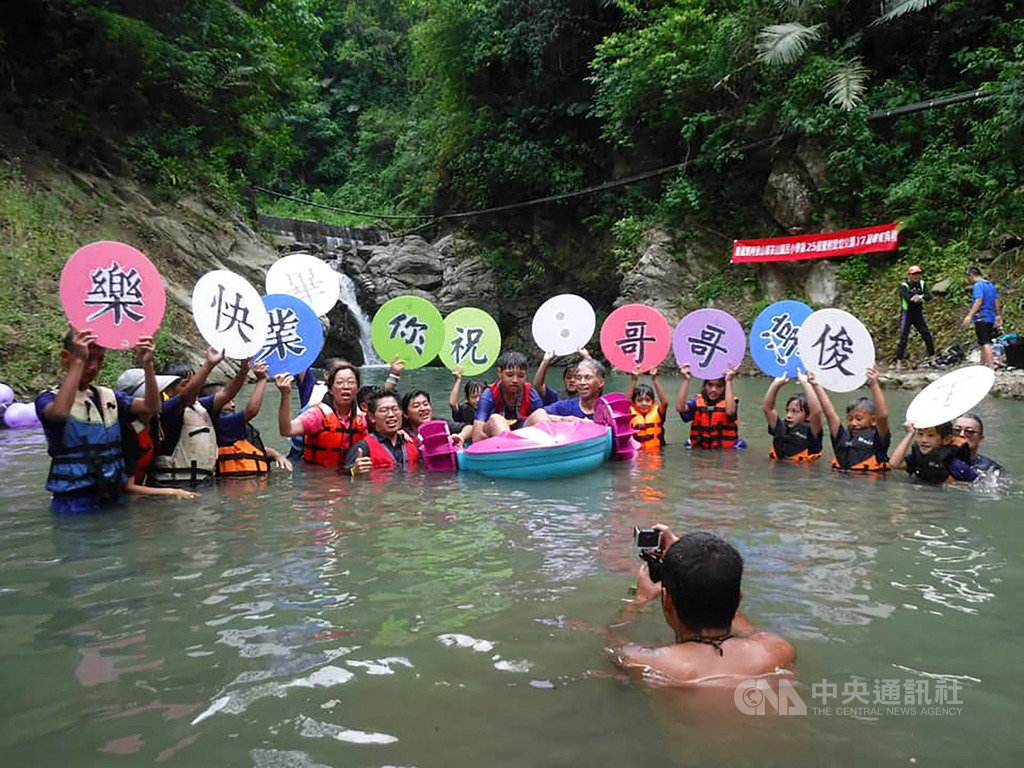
[84,261,145,325]
[812,323,855,376]
[450,326,488,366]
[387,312,428,356]
[760,312,800,366]
[256,307,306,361]
[688,324,728,368]
[210,284,256,343]
[615,320,656,364]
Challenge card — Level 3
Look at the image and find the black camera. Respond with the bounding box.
[633,526,663,583]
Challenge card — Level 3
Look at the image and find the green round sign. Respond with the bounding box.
[439,307,502,376]
[371,295,444,369]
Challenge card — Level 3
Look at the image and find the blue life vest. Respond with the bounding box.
[45,386,126,500]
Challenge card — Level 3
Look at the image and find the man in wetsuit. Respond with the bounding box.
[607,525,795,685]
[893,265,934,370]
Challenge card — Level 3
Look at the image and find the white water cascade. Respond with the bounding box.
[334,269,384,366]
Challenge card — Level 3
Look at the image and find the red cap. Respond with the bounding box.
[907,265,922,275]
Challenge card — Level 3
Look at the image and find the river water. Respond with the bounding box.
[1,369,1021,767]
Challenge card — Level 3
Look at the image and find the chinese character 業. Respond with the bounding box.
[387,312,429,356]
[210,284,256,343]
[615,321,657,364]
[84,261,145,325]
[450,326,488,366]
[760,312,801,367]
[688,324,728,368]
[256,307,306,362]
[812,323,855,376]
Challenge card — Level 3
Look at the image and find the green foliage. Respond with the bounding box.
[837,255,870,287]
[611,215,645,271]
[695,274,740,304]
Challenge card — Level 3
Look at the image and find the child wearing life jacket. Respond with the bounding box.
[625,367,669,450]
[276,361,368,467]
[761,372,823,462]
[35,328,161,514]
[205,361,292,478]
[890,420,977,483]
[675,365,745,449]
[471,351,546,443]
[345,391,421,477]
[448,367,485,425]
[811,365,891,472]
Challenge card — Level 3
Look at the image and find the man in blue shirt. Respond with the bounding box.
[962,267,1002,369]
[533,358,605,421]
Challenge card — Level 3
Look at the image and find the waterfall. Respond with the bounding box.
[334,268,384,366]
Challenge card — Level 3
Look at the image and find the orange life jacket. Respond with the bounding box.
[131,420,155,484]
[688,394,739,450]
[769,421,822,463]
[630,404,665,449]
[831,426,890,472]
[304,404,367,466]
[217,437,271,477]
[365,434,420,470]
[487,381,534,424]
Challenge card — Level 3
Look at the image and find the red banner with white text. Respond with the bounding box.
[731,223,900,264]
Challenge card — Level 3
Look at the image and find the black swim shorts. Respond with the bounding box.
[974,320,995,346]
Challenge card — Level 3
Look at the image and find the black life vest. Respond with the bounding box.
[831,426,890,472]
[769,421,822,462]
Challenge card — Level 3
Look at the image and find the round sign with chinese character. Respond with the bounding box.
[253,294,324,376]
[749,300,814,378]
[370,295,444,369]
[59,241,167,349]
[438,307,501,376]
[599,304,672,372]
[532,294,596,356]
[191,270,271,359]
[905,365,995,429]
[265,253,340,317]
[673,309,746,380]
[797,308,875,392]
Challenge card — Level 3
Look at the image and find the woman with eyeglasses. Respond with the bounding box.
[953,413,1003,473]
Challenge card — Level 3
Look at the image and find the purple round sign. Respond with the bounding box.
[673,309,746,380]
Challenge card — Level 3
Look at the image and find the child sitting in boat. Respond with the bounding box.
[448,368,485,424]
[889,421,977,483]
[625,367,669,450]
[761,371,823,462]
[471,351,545,443]
[810,365,891,471]
[675,365,745,449]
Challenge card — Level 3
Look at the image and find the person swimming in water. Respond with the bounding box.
[607,525,795,685]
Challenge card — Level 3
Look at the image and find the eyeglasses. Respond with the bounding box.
[375,406,402,415]
[953,426,979,437]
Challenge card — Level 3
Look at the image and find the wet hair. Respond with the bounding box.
[701,377,726,402]
[846,396,875,415]
[661,532,743,632]
[576,359,605,379]
[401,389,431,412]
[785,393,810,416]
[958,412,984,436]
[496,351,529,372]
[632,383,655,403]
[357,385,382,409]
[465,380,485,399]
[966,267,982,277]
[161,362,194,379]
[322,362,361,416]
[368,390,400,414]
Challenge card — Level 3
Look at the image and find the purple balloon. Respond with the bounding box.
[3,402,41,430]
[0,383,13,406]
[673,309,746,380]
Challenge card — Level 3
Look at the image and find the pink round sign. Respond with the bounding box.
[599,304,672,372]
[60,241,166,349]
[673,308,746,380]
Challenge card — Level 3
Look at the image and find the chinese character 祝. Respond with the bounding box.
[760,312,801,367]
[688,324,728,368]
[615,321,657,364]
[812,323,855,375]
[450,326,488,366]
[388,313,428,356]
[257,308,306,362]
[84,261,144,325]
[210,284,255,343]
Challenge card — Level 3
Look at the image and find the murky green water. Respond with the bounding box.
[2,369,1022,766]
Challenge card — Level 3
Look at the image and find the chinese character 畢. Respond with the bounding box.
[286,268,325,306]
[812,323,855,376]
[688,324,728,368]
[388,312,428,356]
[210,284,255,343]
[615,321,656,364]
[760,312,800,367]
[450,326,488,366]
[256,307,306,362]
[84,261,145,325]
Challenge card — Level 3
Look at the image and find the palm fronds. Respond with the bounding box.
[875,0,940,25]
[826,58,869,110]
[756,23,824,65]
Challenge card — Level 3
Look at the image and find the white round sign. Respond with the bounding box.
[265,254,340,316]
[192,270,270,359]
[905,365,995,429]
[796,308,875,392]
[531,294,596,356]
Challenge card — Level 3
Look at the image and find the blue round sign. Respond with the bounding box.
[254,294,324,376]
[749,300,813,377]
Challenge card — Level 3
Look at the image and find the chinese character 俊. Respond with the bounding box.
[84,261,145,325]
[450,326,488,366]
[687,324,728,368]
[760,312,800,367]
[388,312,428,356]
[812,323,855,376]
[210,284,256,343]
[256,307,306,362]
[615,321,656,364]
